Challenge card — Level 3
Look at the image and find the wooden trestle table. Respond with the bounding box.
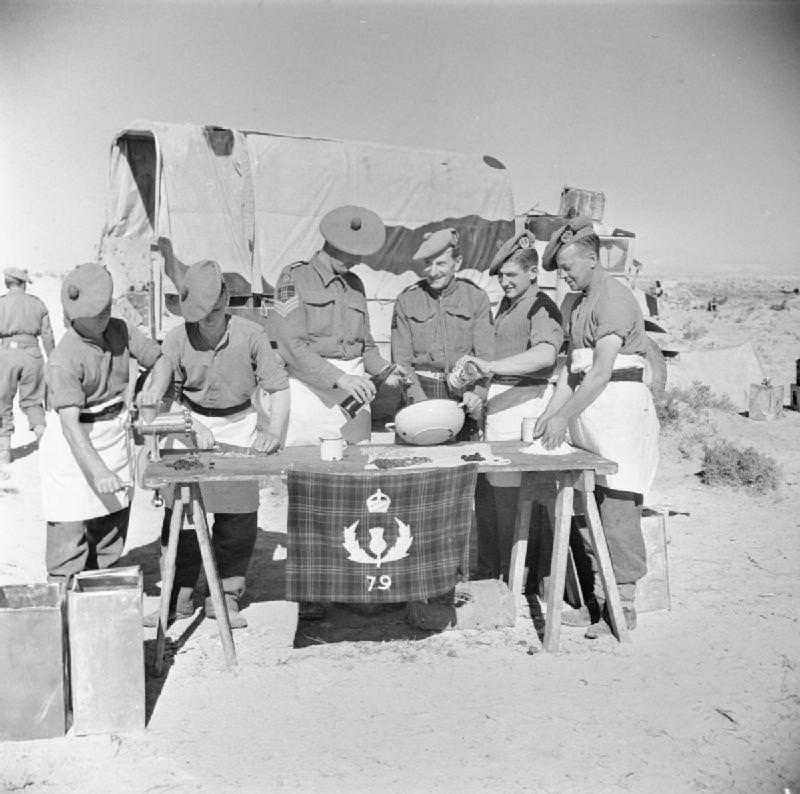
[143,440,622,670]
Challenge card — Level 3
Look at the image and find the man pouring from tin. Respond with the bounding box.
[144,251,291,629]
[457,230,564,581]
[39,263,162,586]
[270,205,408,447]
[534,217,659,636]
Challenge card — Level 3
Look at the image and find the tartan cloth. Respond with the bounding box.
[286,465,478,603]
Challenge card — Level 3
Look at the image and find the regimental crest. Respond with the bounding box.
[342,488,414,568]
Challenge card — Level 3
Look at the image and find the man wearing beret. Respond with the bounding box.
[144,247,291,628]
[390,227,493,437]
[39,263,163,585]
[270,205,407,447]
[534,217,660,636]
[0,267,55,465]
[457,231,564,582]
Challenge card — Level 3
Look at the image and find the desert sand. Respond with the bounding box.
[1,274,798,793]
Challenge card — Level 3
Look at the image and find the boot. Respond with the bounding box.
[0,436,10,465]
[205,593,247,629]
[585,586,637,638]
[142,587,195,628]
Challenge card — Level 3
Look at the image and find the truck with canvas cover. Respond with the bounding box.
[100,120,515,356]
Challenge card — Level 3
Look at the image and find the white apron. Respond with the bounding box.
[285,357,371,446]
[39,399,132,522]
[568,349,660,496]
[484,382,553,487]
[164,404,259,513]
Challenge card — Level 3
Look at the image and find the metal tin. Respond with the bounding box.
[68,567,145,735]
[0,583,68,740]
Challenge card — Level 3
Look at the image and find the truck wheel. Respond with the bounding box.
[643,335,667,399]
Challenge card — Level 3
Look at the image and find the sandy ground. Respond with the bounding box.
[1,275,799,793]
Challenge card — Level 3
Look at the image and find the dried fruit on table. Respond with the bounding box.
[372,456,433,470]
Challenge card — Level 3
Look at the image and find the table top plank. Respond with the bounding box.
[141,441,617,488]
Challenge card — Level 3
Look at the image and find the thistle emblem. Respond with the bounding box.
[342,489,414,568]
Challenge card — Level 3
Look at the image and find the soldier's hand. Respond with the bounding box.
[336,374,376,404]
[192,421,216,450]
[537,413,568,449]
[252,429,282,455]
[155,237,174,258]
[385,364,413,389]
[460,391,484,420]
[94,470,126,495]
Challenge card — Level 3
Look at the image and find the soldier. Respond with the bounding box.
[39,263,163,586]
[270,205,408,447]
[458,230,564,581]
[390,228,493,438]
[534,217,660,636]
[0,267,55,464]
[144,252,291,629]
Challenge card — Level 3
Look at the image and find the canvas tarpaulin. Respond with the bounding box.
[285,465,478,603]
[103,121,515,300]
[665,341,765,412]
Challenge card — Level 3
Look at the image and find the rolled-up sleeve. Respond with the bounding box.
[127,322,162,369]
[252,328,289,392]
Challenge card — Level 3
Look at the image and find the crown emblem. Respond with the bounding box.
[366,488,391,514]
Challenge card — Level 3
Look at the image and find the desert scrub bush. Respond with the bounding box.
[655,382,735,428]
[700,440,781,493]
[681,319,707,340]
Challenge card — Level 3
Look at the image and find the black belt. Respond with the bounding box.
[576,367,644,384]
[181,394,252,417]
[78,401,125,423]
[492,375,550,387]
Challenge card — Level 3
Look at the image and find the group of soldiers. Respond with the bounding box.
[0,206,658,637]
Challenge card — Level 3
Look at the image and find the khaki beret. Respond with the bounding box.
[3,266,32,284]
[488,230,537,276]
[319,205,386,257]
[62,263,113,320]
[179,260,224,322]
[412,227,460,261]
[541,216,596,272]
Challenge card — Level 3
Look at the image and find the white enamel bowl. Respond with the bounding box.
[386,399,465,445]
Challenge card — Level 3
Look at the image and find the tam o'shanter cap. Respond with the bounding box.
[179,259,224,322]
[541,216,596,272]
[3,267,32,283]
[488,230,537,276]
[319,205,386,257]
[61,263,113,320]
[412,227,460,261]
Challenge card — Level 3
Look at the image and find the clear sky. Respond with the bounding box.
[2,0,799,276]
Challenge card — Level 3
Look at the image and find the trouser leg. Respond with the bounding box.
[596,486,646,586]
[0,356,19,440]
[493,485,521,580]
[85,507,130,570]
[159,507,203,592]
[17,354,45,431]
[474,474,500,578]
[212,511,258,597]
[46,519,90,585]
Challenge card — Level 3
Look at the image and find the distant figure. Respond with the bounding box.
[0,267,55,464]
[654,279,664,298]
[707,295,719,312]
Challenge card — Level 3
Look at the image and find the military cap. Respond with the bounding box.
[412,227,460,261]
[62,263,113,320]
[319,205,386,257]
[179,259,224,322]
[541,216,596,272]
[3,266,32,284]
[488,230,537,276]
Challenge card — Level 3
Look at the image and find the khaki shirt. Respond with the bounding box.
[493,286,563,379]
[569,269,648,356]
[45,318,161,410]
[391,277,493,399]
[161,315,288,409]
[269,251,387,391]
[0,291,55,353]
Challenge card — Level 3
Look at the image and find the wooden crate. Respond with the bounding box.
[749,383,784,421]
[637,509,670,613]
